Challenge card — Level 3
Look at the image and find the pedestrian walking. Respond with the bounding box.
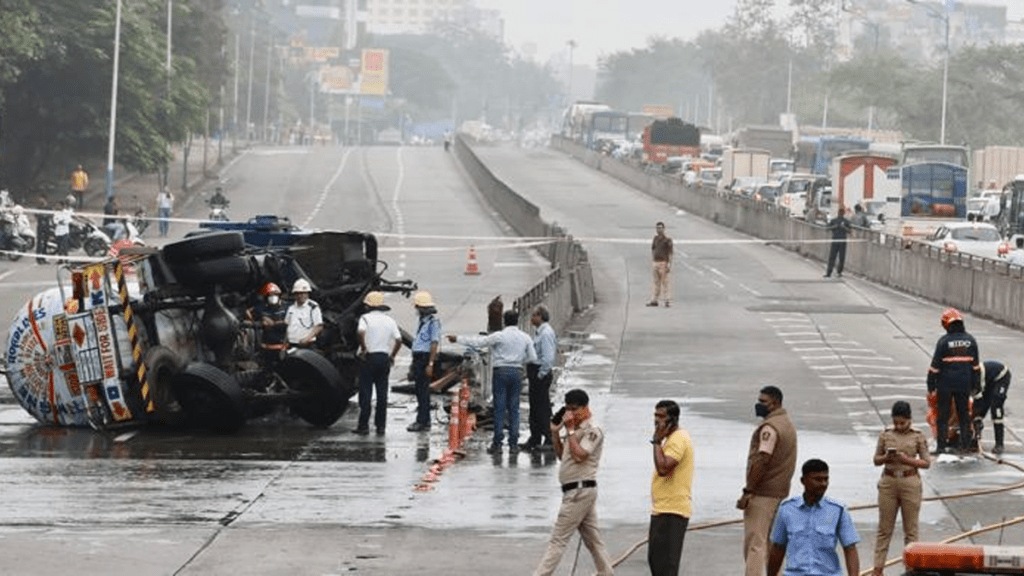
[407,291,440,432]
[648,399,694,576]
[768,459,861,576]
[70,165,88,209]
[927,308,980,454]
[871,401,930,576]
[285,278,323,347]
[448,309,537,454]
[522,305,556,452]
[647,221,674,307]
[156,187,174,237]
[35,195,51,264]
[737,385,798,576]
[973,360,1011,454]
[824,207,852,278]
[354,291,401,436]
[533,389,614,576]
[52,200,73,265]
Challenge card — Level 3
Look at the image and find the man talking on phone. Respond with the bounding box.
[533,389,614,576]
[649,399,694,575]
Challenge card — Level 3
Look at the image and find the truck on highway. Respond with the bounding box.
[830,152,897,216]
[720,148,771,190]
[641,117,701,165]
[876,161,970,237]
[971,145,1024,190]
[734,125,794,161]
[795,135,871,177]
[561,101,611,143]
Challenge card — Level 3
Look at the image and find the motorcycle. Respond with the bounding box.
[39,215,112,257]
[132,207,150,236]
[0,210,28,260]
[208,199,230,222]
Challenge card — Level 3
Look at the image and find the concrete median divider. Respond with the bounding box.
[550,135,1024,331]
[452,135,594,334]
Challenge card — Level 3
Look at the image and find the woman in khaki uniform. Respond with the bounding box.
[871,401,931,576]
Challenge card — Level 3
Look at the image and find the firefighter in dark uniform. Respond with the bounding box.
[926,308,981,454]
[248,282,288,365]
[974,360,1011,455]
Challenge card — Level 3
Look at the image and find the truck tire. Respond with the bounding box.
[171,255,257,291]
[143,346,187,426]
[278,349,349,428]
[173,362,246,433]
[162,232,245,264]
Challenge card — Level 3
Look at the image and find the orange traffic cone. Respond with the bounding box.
[464,246,481,276]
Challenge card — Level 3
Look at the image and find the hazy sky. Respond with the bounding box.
[477,0,1023,66]
[476,0,738,65]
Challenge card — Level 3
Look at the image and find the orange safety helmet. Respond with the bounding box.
[260,282,282,297]
[940,307,963,329]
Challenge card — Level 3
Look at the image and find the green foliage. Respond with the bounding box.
[596,38,710,118]
[0,0,219,191]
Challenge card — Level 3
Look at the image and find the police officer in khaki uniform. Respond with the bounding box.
[737,385,798,576]
[534,389,614,576]
[871,401,930,576]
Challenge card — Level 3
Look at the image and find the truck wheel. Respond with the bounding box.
[171,255,257,291]
[173,363,246,433]
[162,232,245,264]
[143,346,187,426]
[278,349,349,428]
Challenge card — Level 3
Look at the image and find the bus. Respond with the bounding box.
[582,110,630,150]
[900,144,969,169]
[795,135,871,177]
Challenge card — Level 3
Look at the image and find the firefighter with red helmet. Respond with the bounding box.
[926,308,981,454]
[249,282,288,364]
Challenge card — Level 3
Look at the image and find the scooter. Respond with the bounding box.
[40,215,112,257]
[208,199,230,222]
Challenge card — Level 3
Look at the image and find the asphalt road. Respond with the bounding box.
[0,142,1020,576]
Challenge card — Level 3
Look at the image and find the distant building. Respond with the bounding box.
[364,0,503,39]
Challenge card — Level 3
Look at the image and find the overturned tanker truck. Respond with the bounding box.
[3,224,426,433]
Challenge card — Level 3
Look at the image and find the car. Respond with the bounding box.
[698,167,721,189]
[3,225,431,433]
[727,176,767,198]
[754,183,782,203]
[924,222,1010,259]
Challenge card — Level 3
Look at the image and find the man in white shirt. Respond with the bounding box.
[354,291,402,435]
[285,278,323,347]
[52,200,73,264]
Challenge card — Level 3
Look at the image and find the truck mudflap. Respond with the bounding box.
[4,261,145,429]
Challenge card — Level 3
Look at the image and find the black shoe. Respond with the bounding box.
[376,428,385,436]
[406,422,430,432]
[663,302,671,308]
[823,274,831,278]
[645,301,658,307]
[353,428,369,436]
[836,273,843,278]
[519,442,538,452]
[486,443,501,455]
[993,444,1005,455]
[509,445,520,455]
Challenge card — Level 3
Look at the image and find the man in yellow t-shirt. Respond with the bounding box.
[649,399,694,576]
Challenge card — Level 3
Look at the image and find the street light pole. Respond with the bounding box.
[566,40,576,104]
[105,0,123,201]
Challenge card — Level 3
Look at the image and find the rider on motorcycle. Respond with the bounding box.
[210,186,229,208]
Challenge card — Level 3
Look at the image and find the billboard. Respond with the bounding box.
[360,49,389,96]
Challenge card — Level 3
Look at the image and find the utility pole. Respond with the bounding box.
[232,31,239,151]
[104,0,123,202]
[263,39,272,142]
[245,17,255,143]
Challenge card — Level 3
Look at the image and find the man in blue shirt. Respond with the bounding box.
[522,305,557,452]
[448,309,538,455]
[407,291,441,432]
[768,458,860,576]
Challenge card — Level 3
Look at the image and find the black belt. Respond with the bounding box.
[561,480,597,493]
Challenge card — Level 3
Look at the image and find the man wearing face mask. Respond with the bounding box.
[737,385,798,576]
[249,282,288,365]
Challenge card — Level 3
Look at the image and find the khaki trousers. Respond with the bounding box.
[651,261,671,303]
[534,487,614,576]
[873,474,922,568]
[744,494,783,576]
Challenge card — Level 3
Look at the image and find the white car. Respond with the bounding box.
[925,222,1010,259]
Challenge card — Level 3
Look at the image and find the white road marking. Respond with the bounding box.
[300,147,354,229]
[838,394,919,403]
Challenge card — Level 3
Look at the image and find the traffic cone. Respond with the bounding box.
[464,246,480,276]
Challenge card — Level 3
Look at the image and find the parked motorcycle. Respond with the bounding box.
[0,209,28,260]
[39,215,113,257]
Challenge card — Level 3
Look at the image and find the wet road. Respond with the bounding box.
[0,143,1021,575]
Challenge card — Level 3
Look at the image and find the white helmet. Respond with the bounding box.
[291,278,312,293]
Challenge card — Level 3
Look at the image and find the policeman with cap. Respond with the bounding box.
[407,290,440,432]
